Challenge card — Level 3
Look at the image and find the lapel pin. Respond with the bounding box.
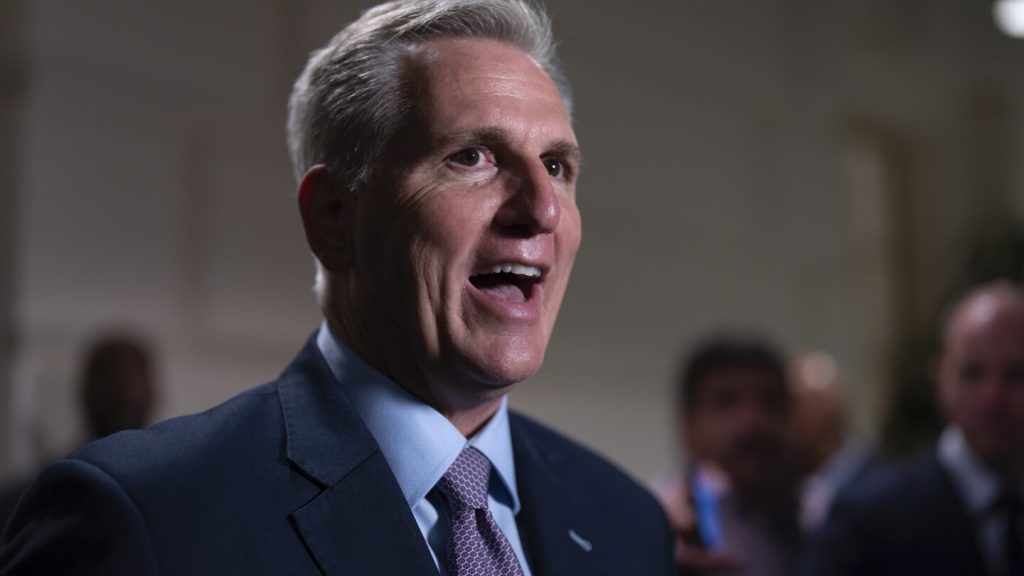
[568,529,593,552]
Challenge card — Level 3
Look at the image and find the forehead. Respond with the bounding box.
[695,364,787,402]
[945,294,1024,354]
[402,37,571,135]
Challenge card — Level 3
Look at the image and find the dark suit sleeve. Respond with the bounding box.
[0,458,158,575]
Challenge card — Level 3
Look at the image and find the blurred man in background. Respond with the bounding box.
[799,281,1024,576]
[789,351,872,532]
[656,334,800,576]
[0,333,156,529]
[78,335,157,441]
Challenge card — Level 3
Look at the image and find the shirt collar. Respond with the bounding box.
[937,426,1001,515]
[470,394,520,512]
[315,321,521,514]
[815,438,870,487]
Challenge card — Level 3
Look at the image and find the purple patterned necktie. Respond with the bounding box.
[435,446,525,576]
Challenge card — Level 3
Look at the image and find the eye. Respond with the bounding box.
[543,157,567,178]
[448,147,487,168]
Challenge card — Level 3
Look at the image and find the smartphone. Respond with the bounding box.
[689,465,724,551]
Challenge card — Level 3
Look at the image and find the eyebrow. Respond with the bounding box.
[442,126,583,166]
[547,140,583,167]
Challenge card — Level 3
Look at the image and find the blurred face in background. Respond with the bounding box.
[789,388,842,476]
[686,364,791,493]
[81,337,156,440]
[937,288,1024,477]
[788,352,846,476]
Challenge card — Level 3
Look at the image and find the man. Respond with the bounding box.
[0,1,674,574]
[788,351,872,532]
[798,281,1024,576]
[656,334,800,576]
[78,334,157,441]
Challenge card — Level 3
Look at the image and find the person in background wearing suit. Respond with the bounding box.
[788,351,873,533]
[798,280,1024,576]
[0,334,157,530]
[655,334,801,576]
[0,1,674,574]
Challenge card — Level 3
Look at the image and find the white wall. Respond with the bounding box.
[10,0,322,474]
[5,0,1024,483]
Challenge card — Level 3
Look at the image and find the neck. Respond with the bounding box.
[324,291,507,438]
[446,398,504,437]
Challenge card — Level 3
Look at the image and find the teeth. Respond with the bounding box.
[489,263,541,278]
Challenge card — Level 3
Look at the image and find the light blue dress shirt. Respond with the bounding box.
[316,323,532,575]
[938,426,1024,576]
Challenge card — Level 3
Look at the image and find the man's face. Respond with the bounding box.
[937,297,1024,472]
[351,38,581,399]
[686,365,790,492]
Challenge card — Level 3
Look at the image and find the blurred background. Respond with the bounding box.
[1,0,1024,487]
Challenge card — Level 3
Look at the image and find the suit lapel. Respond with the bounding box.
[511,417,609,576]
[278,337,437,576]
[290,451,437,575]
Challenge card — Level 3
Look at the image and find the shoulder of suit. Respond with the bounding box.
[69,380,283,485]
[830,450,947,518]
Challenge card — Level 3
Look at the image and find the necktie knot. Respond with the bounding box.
[435,445,525,576]
[437,446,492,512]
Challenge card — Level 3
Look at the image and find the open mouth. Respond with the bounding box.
[469,264,542,304]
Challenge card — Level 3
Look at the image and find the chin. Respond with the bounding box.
[458,340,547,388]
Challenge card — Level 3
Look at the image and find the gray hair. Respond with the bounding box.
[286,0,572,185]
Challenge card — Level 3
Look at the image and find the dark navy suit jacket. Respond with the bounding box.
[797,451,990,576]
[0,337,674,575]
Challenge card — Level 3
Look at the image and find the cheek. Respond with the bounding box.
[936,378,962,414]
[691,416,726,446]
[408,209,484,300]
[558,204,583,258]
[547,206,582,305]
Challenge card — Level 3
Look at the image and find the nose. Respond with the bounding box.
[494,162,561,236]
[737,404,774,432]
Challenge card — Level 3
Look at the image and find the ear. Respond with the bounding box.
[297,165,353,272]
